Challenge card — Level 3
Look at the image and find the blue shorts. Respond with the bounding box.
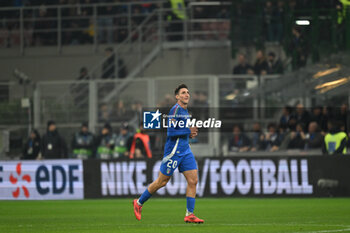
[160,152,198,176]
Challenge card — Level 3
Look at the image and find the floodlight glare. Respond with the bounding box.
[296,20,310,26]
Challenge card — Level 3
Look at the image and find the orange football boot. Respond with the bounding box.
[133,199,142,221]
[184,214,204,224]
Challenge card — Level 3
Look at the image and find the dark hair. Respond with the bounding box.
[267,122,277,130]
[268,52,276,57]
[103,123,112,131]
[233,124,243,132]
[47,120,55,128]
[174,84,188,95]
[31,129,41,140]
[284,105,293,114]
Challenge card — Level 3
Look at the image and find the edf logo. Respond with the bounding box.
[0,160,84,200]
[143,109,161,129]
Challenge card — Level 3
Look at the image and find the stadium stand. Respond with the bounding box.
[0,0,349,159]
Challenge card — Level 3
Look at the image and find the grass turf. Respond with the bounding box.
[0,198,350,233]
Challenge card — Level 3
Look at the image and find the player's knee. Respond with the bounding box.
[188,177,198,186]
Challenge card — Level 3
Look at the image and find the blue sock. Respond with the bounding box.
[186,197,195,213]
[138,189,152,205]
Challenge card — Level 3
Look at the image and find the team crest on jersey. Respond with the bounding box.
[167,168,171,174]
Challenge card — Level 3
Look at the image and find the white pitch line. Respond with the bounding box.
[117,223,350,228]
[116,223,350,233]
[293,229,350,233]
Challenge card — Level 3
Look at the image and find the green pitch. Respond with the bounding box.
[1,198,350,233]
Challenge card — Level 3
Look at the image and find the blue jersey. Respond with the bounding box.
[160,103,198,176]
[163,103,191,158]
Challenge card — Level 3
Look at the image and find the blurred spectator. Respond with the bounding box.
[41,121,68,159]
[288,123,305,149]
[34,5,56,45]
[83,18,95,44]
[129,125,152,159]
[274,0,285,42]
[131,100,143,122]
[131,5,144,26]
[99,103,112,122]
[295,103,310,132]
[253,50,268,75]
[335,103,349,133]
[266,52,283,74]
[264,0,285,42]
[280,106,293,129]
[80,0,94,44]
[141,0,156,14]
[102,47,115,79]
[336,0,349,47]
[95,123,116,159]
[70,67,89,107]
[215,5,230,40]
[157,94,175,108]
[289,26,308,70]
[250,122,264,152]
[117,58,127,79]
[165,0,186,41]
[192,91,208,107]
[261,123,282,152]
[280,117,297,150]
[228,125,251,152]
[263,1,275,42]
[233,54,254,75]
[304,121,324,149]
[310,106,327,132]
[71,122,95,159]
[322,106,333,130]
[77,66,89,80]
[97,0,115,43]
[22,129,41,160]
[101,47,126,79]
[278,123,287,141]
[193,0,209,19]
[112,100,132,121]
[322,119,348,155]
[113,122,133,158]
[192,0,209,40]
[116,16,128,42]
[67,2,85,45]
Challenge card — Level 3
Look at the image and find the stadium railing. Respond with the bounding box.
[1,74,295,158]
[0,1,231,56]
[47,2,232,111]
[4,69,349,159]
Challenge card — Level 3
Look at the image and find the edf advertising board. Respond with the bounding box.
[0,160,83,200]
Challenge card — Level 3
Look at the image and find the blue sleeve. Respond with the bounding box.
[167,106,191,137]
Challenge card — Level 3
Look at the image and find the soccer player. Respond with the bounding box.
[133,84,204,224]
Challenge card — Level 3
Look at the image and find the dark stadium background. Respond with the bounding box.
[0,1,350,232]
